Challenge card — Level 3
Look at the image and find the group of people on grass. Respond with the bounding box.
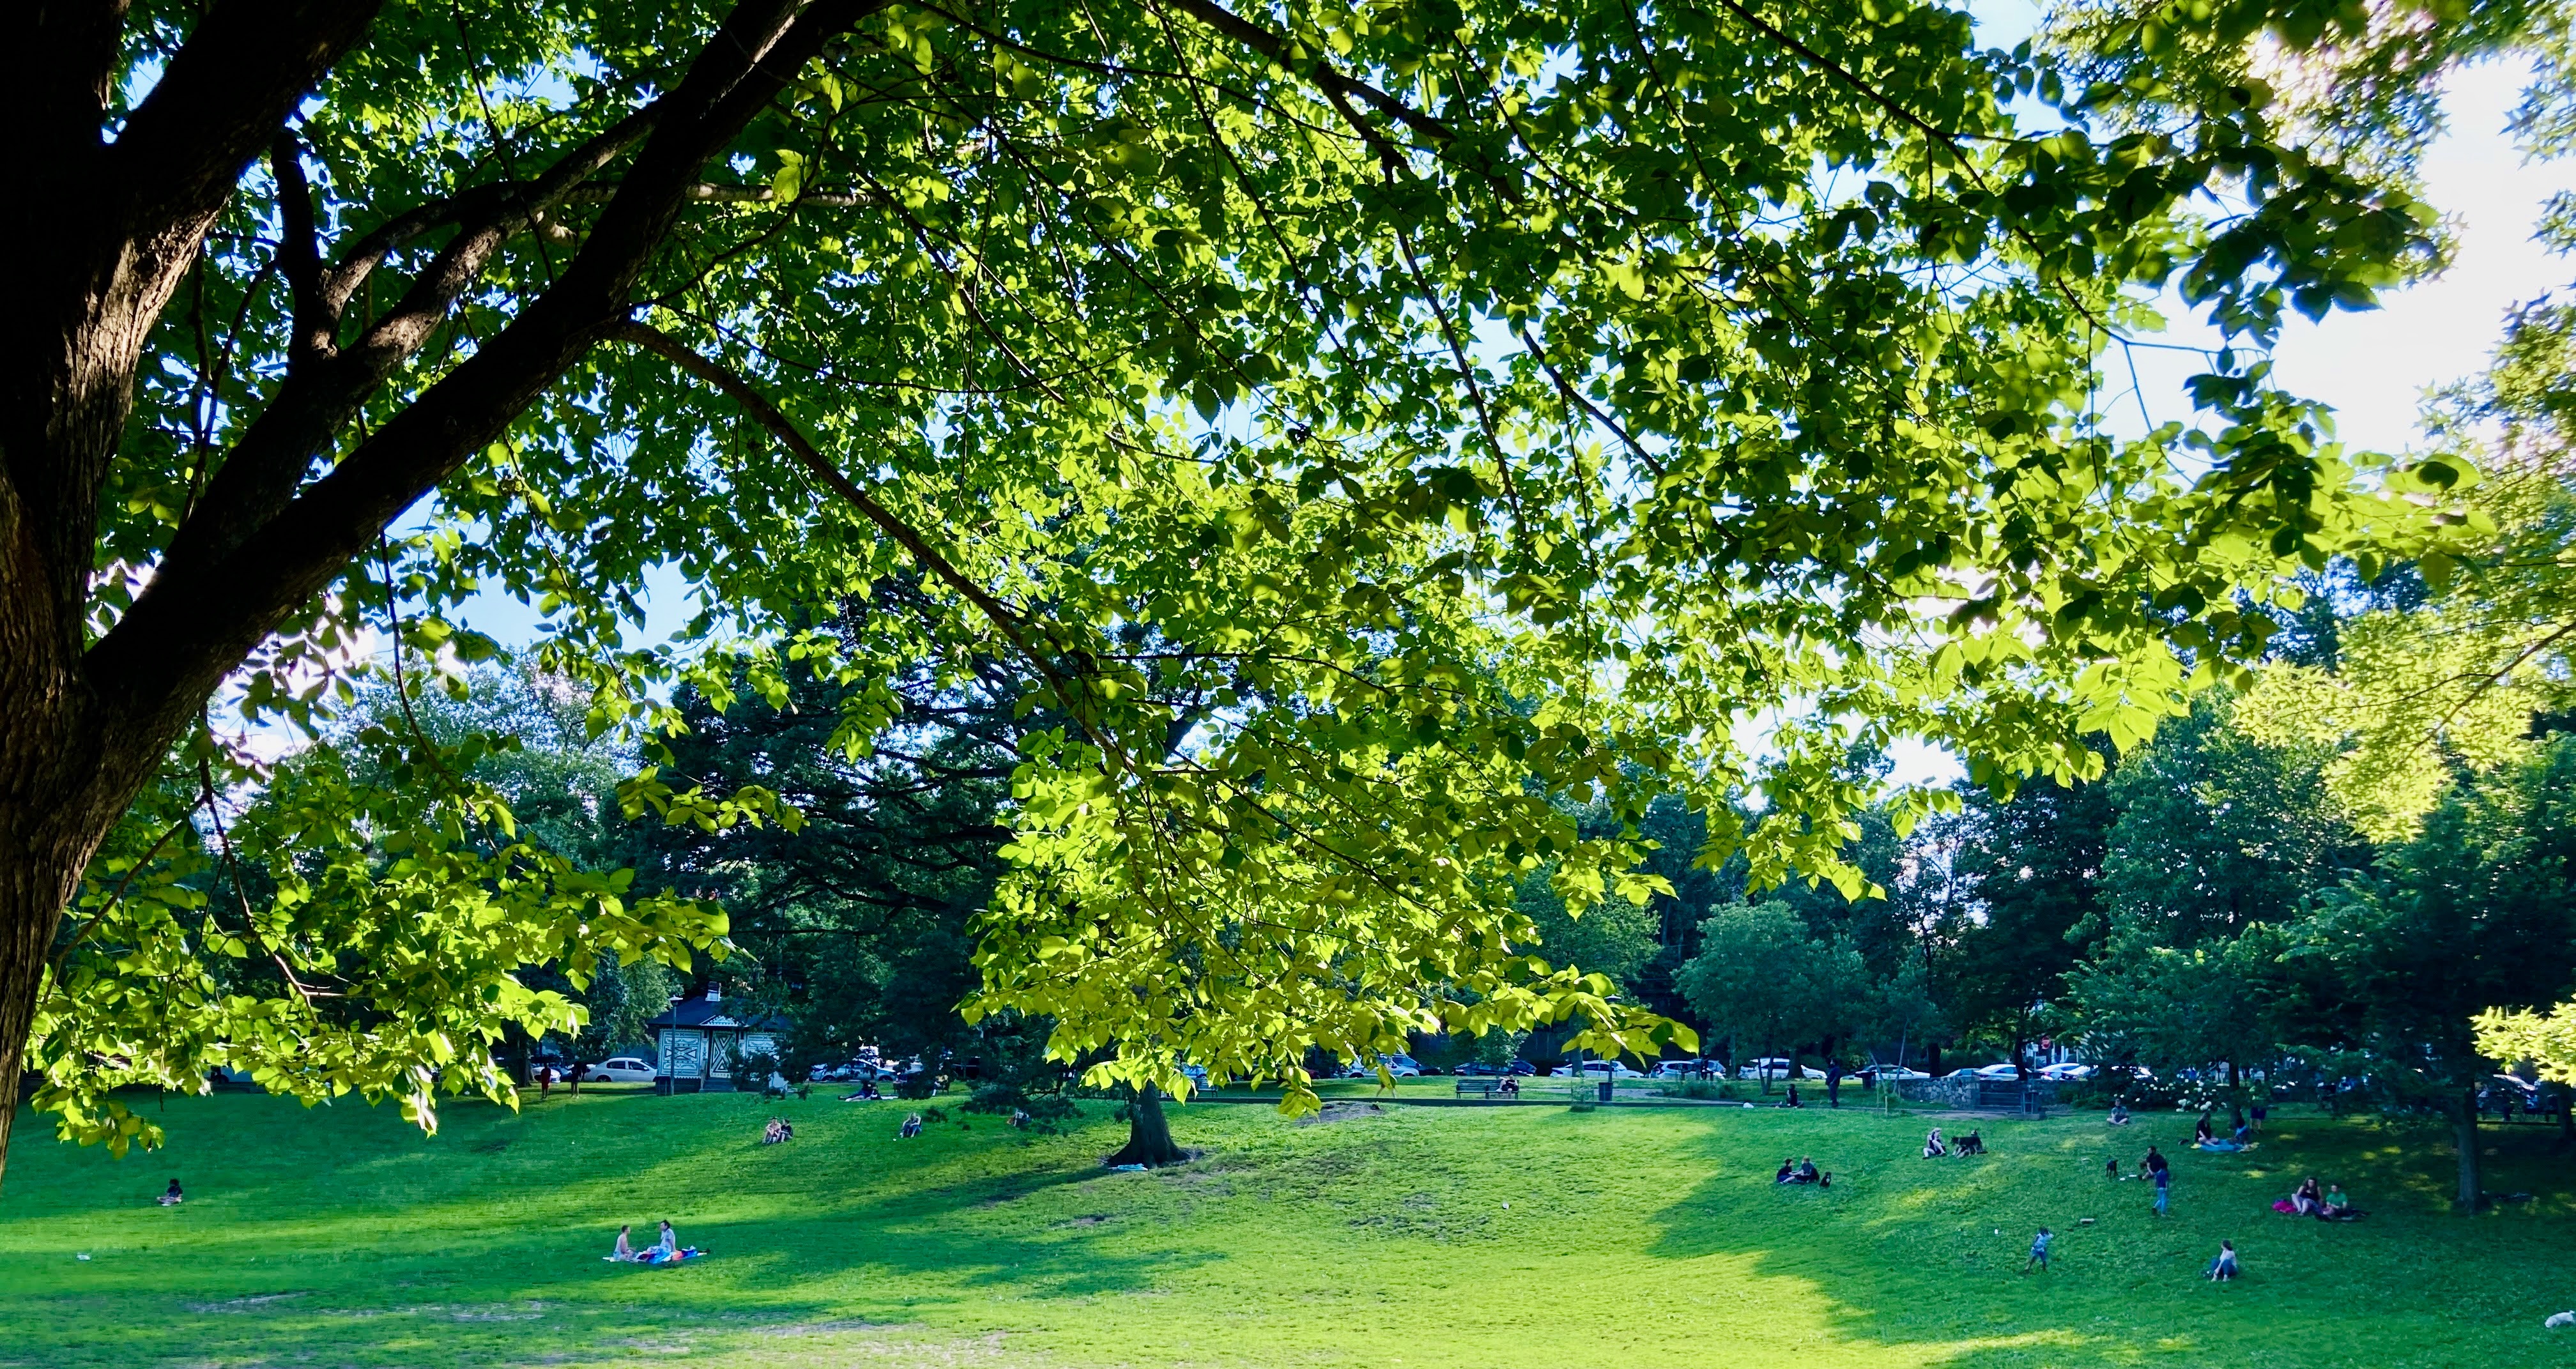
[839,1080,886,1102]
[608,1220,701,1266]
[2277,1175,2363,1221]
[2191,1105,2258,1151]
[1773,1156,1831,1188]
[762,1117,796,1144]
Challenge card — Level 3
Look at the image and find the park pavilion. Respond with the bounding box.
[647,984,788,1094]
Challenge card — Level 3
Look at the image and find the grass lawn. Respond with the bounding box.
[1,1085,2570,1367]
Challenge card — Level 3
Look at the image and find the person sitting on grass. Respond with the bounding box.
[609,1225,637,1262]
[762,1118,785,1144]
[1775,1158,1797,1184]
[1924,1127,1948,1158]
[2322,1184,2363,1220]
[1956,1130,1986,1156]
[157,1178,183,1207]
[2023,1227,2052,1274]
[2290,1177,2323,1216]
[1796,1157,1821,1184]
[900,1113,924,1138]
[2194,1111,2216,1145]
[655,1221,678,1258]
[1500,1076,1520,1097]
[2108,1101,2131,1126]
[2206,1240,2238,1281]
[1779,1083,1802,1108]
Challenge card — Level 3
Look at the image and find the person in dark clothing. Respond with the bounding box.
[1775,1158,1797,1184]
[1825,1062,1843,1108]
[158,1178,183,1206]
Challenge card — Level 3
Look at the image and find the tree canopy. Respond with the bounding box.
[0,0,2470,1185]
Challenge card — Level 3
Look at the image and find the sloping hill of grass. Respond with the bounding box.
[0,1087,2568,1367]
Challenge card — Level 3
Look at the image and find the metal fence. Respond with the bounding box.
[1896,1076,2059,1113]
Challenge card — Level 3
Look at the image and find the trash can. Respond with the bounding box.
[1597,1080,1614,1104]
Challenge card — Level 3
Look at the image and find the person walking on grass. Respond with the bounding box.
[2152,1160,2171,1216]
[2024,1227,2053,1274]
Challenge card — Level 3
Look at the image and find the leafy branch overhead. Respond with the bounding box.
[0,0,2471,1168]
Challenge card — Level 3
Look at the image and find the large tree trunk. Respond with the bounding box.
[0,762,135,1193]
[0,0,880,1197]
[2453,1092,2483,1211]
[1105,1085,1188,1168]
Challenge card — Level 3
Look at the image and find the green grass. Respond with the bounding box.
[1,1087,2570,1367]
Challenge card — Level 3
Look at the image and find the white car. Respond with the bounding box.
[1343,1054,1424,1079]
[583,1057,656,1084]
[1650,1060,1721,1079]
[1735,1057,1800,1080]
[1550,1061,1646,1080]
[1973,1063,2026,1080]
[2039,1063,2096,1082]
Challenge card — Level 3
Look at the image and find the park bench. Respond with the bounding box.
[1455,1078,1504,1100]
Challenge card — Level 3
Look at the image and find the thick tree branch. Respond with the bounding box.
[89,0,882,752]
[270,131,333,372]
[109,0,389,247]
[164,108,663,580]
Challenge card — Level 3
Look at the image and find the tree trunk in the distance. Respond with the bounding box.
[1105,1085,1188,1168]
[2453,1093,2483,1211]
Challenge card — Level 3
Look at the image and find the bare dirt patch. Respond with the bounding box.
[1296,1101,1386,1126]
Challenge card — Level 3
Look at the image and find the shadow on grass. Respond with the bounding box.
[0,1094,1204,1367]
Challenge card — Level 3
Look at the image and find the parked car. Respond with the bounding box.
[1735,1057,1800,1080]
[1856,1065,1928,1084]
[1973,1063,2026,1080]
[1550,1060,1646,1080]
[1344,1054,1425,1079]
[583,1057,656,1085]
[1454,1062,1515,1076]
[1650,1060,1721,1080]
[2039,1062,2095,1082]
